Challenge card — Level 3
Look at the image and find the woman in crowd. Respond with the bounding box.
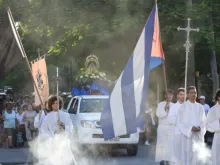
[16,107,27,147]
[23,104,37,141]
[3,102,17,148]
[22,104,28,112]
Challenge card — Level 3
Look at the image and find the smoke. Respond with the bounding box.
[193,141,212,165]
[29,133,78,165]
[29,133,119,165]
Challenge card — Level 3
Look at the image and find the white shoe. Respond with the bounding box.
[145,141,150,146]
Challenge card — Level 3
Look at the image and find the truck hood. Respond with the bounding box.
[79,113,101,121]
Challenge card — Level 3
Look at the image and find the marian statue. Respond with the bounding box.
[73,54,113,96]
[84,54,99,74]
[75,54,108,84]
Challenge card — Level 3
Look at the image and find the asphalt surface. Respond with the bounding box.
[0,144,159,165]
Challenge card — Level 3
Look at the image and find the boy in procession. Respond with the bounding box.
[41,95,73,137]
[155,89,175,165]
[206,89,220,165]
[35,96,76,165]
[167,88,185,165]
[176,86,206,165]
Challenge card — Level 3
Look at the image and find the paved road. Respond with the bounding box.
[0,144,159,165]
[0,148,33,164]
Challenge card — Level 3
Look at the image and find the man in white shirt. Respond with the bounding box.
[199,95,210,116]
[155,89,174,165]
[167,88,185,164]
[206,89,220,165]
[176,86,206,165]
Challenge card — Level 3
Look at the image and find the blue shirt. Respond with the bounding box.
[4,110,16,128]
[202,104,210,116]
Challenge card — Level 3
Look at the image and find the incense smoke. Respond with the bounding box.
[29,132,119,165]
[30,133,78,165]
[193,141,211,165]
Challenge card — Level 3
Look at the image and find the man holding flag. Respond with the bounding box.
[155,90,174,165]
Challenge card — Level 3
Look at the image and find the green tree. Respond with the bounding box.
[1,0,220,101]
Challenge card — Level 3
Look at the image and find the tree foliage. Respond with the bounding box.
[0,0,220,97]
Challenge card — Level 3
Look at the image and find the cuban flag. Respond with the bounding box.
[101,3,164,140]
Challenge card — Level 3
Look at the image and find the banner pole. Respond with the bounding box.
[7,8,43,105]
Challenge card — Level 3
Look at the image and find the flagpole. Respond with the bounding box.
[7,8,43,105]
[162,62,168,93]
[155,1,168,93]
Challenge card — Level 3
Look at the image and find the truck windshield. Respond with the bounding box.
[63,97,72,109]
[80,98,108,113]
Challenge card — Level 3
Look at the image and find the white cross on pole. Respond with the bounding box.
[177,18,199,100]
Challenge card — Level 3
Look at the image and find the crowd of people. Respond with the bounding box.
[0,93,41,148]
[154,86,219,165]
[1,87,219,164]
[0,92,73,149]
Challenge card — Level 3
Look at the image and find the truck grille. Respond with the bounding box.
[92,134,130,138]
[92,134,104,138]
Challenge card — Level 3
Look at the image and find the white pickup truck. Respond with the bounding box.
[63,95,139,156]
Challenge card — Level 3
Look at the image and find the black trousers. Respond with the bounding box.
[12,129,17,147]
[19,125,27,142]
[204,131,214,144]
[160,161,173,165]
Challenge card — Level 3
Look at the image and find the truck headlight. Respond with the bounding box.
[81,120,96,128]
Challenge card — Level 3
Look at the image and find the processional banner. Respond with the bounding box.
[31,57,49,105]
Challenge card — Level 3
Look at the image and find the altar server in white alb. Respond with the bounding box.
[167,88,185,165]
[206,89,220,165]
[155,89,175,165]
[34,101,48,137]
[176,86,206,165]
[41,95,73,137]
[37,96,76,165]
